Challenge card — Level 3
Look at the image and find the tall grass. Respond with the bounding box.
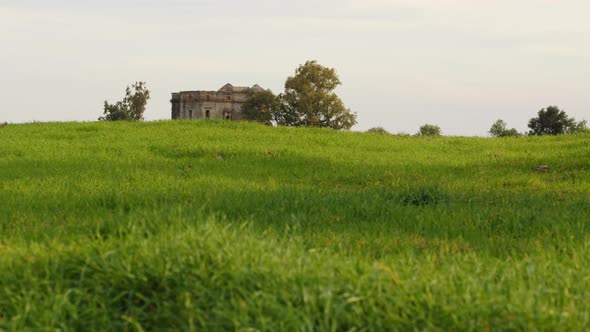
[0,120,589,330]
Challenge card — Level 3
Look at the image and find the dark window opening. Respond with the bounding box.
[205,110,211,118]
[189,110,193,119]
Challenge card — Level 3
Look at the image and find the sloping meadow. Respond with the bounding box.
[0,121,589,330]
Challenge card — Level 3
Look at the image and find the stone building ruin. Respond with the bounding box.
[171,83,264,120]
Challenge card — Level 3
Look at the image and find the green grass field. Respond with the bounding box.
[1,120,589,331]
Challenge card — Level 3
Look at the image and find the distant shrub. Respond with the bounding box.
[489,119,521,137]
[99,81,150,121]
[569,120,589,134]
[502,128,522,137]
[416,124,442,137]
[367,127,390,135]
[0,122,7,128]
[399,185,448,207]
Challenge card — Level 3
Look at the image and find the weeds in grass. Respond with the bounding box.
[399,185,449,207]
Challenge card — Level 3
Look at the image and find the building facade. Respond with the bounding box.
[171,83,264,120]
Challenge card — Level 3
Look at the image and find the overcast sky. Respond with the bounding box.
[1,0,589,135]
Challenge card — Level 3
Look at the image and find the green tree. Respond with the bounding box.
[241,89,280,125]
[502,128,521,137]
[367,127,390,135]
[528,106,575,135]
[99,82,150,121]
[489,119,520,137]
[280,60,357,130]
[568,120,589,134]
[417,124,442,137]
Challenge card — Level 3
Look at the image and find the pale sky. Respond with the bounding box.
[1,0,589,135]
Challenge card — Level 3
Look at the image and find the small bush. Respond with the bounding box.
[489,120,521,137]
[367,127,390,135]
[569,120,589,134]
[416,124,442,137]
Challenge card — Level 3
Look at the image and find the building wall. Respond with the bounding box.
[171,84,261,121]
[179,95,245,120]
[171,93,181,119]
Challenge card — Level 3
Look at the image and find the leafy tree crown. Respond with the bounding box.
[489,119,520,137]
[417,124,442,137]
[100,82,150,121]
[280,60,357,130]
[241,90,280,126]
[528,106,575,136]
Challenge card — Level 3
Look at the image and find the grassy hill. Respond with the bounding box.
[1,120,589,330]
